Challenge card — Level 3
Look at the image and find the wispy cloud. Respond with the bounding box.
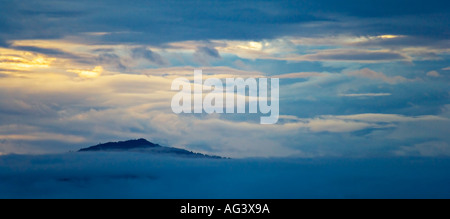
[141,66,264,78]
[395,141,450,157]
[281,49,410,63]
[346,68,412,84]
[273,72,327,79]
[427,71,440,77]
[131,47,169,66]
[0,133,85,142]
[193,46,222,65]
[340,93,392,97]
[280,113,448,133]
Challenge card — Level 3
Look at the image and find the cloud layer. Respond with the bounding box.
[0,1,449,158]
[1,153,450,198]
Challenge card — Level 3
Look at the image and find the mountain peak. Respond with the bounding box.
[78,139,224,159]
[78,139,160,152]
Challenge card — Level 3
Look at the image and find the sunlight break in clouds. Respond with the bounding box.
[68,66,104,78]
[0,55,51,69]
[0,48,53,72]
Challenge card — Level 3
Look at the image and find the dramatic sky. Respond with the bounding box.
[0,0,449,158]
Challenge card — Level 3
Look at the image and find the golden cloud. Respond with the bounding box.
[0,52,53,71]
[68,66,104,78]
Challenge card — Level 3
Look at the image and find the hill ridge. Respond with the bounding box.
[78,138,224,159]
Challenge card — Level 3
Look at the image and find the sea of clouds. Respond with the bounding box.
[0,152,450,199]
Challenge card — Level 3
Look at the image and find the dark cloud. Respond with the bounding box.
[11,46,81,59]
[0,0,83,41]
[317,52,406,61]
[0,0,448,45]
[291,0,450,17]
[0,68,19,73]
[92,48,115,53]
[352,36,450,50]
[19,9,87,18]
[0,27,8,46]
[0,39,7,47]
[193,46,222,65]
[0,1,13,31]
[195,47,221,59]
[131,47,168,66]
[96,53,127,70]
[297,50,408,62]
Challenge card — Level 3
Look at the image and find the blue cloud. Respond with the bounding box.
[131,47,168,66]
[196,47,221,59]
[1,0,449,45]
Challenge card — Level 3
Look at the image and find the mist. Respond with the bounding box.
[1,153,450,198]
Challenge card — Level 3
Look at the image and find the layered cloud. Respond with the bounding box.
[277,49,410,63]
[340,93,392,97]
[2,0,449,44]
[68,66,103,78]
[0,0,449,158]
[2,153,450,198]
[346,68,412,84]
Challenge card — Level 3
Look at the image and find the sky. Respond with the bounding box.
[0,0,449,158]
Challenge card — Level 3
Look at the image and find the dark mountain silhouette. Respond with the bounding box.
[78,139,223,159]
